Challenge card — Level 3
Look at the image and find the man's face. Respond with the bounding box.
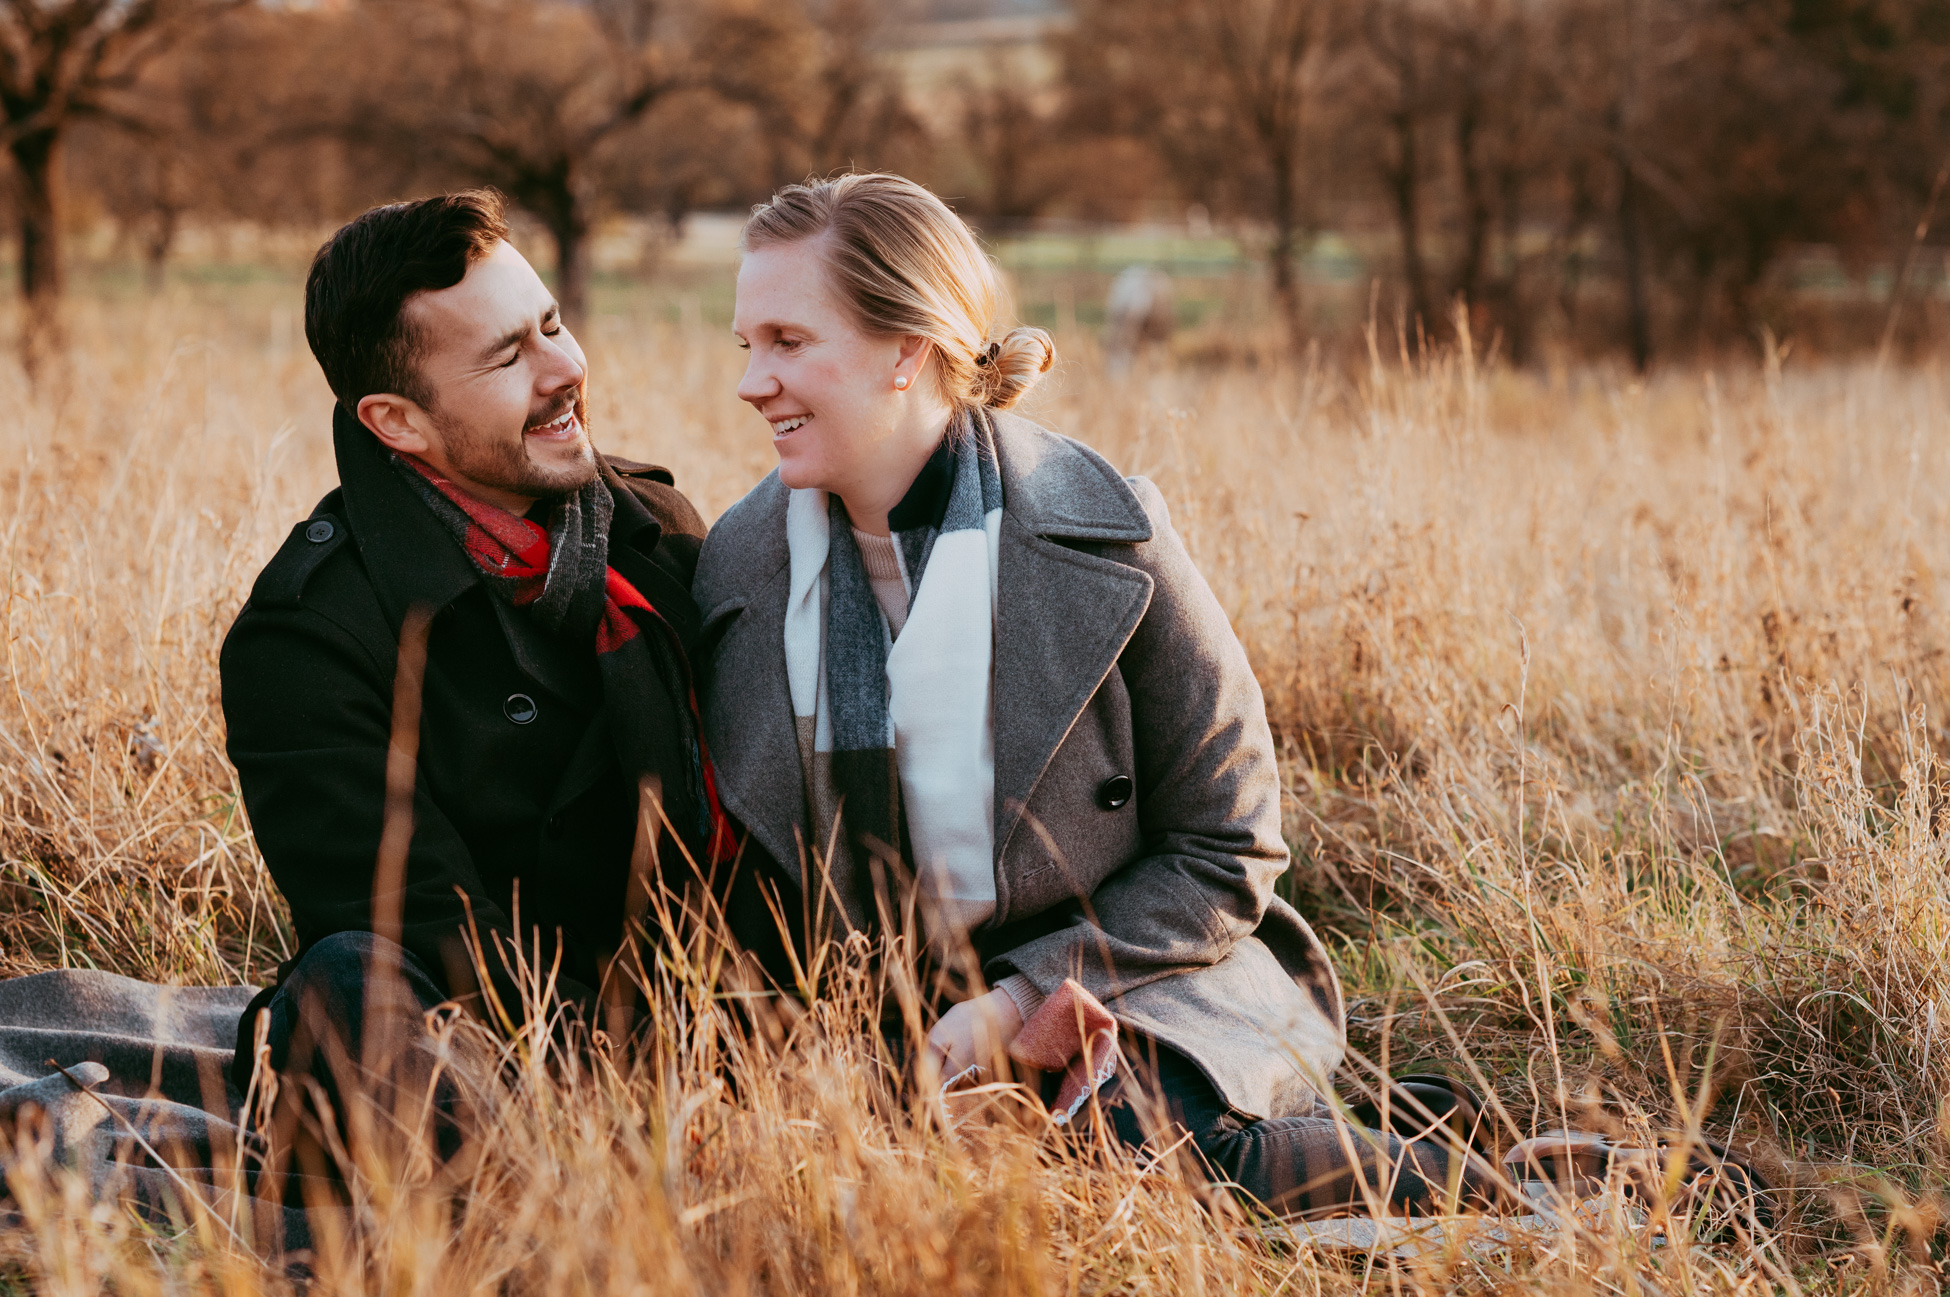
[360,240,593,513]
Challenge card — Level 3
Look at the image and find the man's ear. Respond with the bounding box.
[356,393,434,457]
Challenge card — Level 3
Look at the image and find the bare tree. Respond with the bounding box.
[73,5,342,290]
[0,0,243,340]
[1517,0,1926,366]
[1065,0,1340,350]
[1350,0,1441,331]
[953,56,1065,230]
[33,0,1950,370]
[604,83,770,239]
[322,0,696,324]
[1346,0,1548,355]
[703,0,924,189]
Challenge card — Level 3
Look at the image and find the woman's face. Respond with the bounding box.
[733,237,935,497]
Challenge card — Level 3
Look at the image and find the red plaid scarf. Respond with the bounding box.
[396,453,734,865]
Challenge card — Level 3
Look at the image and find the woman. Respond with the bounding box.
[695,173,1489,1215]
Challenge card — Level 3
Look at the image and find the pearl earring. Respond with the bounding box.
[894,376,909,390]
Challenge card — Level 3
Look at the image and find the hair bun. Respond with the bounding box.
[978,326,1056,410]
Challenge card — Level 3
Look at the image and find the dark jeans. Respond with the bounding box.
[233,931,460,1192]
[1098,1040,1498,1217]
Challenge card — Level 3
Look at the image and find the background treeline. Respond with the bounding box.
[14,0,1950,365]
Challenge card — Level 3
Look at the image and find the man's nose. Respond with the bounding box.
[538,330,587,395]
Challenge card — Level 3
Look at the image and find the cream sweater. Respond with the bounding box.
[850,527,910,637]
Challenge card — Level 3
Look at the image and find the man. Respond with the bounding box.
[222,191,733,1141]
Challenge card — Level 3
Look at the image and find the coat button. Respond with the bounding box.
[305,519,335,543]
[504,693,538,725]
[1096,775,1133,811]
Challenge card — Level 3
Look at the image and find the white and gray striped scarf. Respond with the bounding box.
[784,410,1004,934]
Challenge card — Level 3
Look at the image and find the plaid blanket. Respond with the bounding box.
[0,968,308,1251]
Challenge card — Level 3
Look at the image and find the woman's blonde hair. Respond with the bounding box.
[742,173,1054,412]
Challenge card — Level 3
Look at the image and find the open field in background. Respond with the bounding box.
[48,214,1950,365]
[2,276,1950,1291]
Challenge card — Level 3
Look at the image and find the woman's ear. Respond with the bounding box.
[356,393,434,457]
[893,335,934,390]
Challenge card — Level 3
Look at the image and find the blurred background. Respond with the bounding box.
[4,0,1949,372]
[8,8,1950,1274]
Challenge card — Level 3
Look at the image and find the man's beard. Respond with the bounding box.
[432,390,597,503]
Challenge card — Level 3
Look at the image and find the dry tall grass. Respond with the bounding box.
[1,286,1947,1292]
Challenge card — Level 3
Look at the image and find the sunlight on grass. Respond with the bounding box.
[0,289,1944,1291]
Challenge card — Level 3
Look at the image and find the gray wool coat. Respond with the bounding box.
[693,412,1346,1121]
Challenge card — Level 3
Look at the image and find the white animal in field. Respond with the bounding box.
[1105,265,1175,375]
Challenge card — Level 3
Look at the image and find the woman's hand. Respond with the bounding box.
[926,988,1024,1085]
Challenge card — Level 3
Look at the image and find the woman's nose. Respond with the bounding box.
[737,355,779,406]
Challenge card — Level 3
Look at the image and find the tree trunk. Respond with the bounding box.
[550,210,589,328]
[12,128,66,374]
[14,130,62,303]
[1556,172,1595,327]
[663,191,692,243]
[1731,239,1773,349]
[1387,112,1436,332]
[1268,146,1306,353]
[1615,158,1651,373]
[1680,248,1713,352]
[145,206,180,294]
[1610,3,1650,373]
[1497,163,1527,365]
[1454,91,1493,312]
[525,170,591,327]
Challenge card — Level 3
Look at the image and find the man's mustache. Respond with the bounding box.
[524,391,584,431]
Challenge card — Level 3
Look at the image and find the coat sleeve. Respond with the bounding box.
[986,476,1289,1003]
[221,602,597,1021]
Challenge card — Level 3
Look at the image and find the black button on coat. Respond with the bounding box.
[221,408,711,1023]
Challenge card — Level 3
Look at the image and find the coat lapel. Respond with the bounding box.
[703,426,1158,899]
[989,414,1155,863]
[333,405,479,630]
[601,461,700,649]
[695,477,807,890]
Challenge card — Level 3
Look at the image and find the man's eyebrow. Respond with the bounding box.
[477,322,531,364]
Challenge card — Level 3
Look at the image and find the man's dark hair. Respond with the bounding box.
[304,190,510,410]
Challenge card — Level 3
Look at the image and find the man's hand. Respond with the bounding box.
[926,988,1024,1085]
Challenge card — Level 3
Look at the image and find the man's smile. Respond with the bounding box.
[526,408,579,442]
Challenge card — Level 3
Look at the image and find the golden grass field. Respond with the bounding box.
[1,281,1948,1293]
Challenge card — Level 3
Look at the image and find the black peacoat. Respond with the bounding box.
[221,407,710,1021]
